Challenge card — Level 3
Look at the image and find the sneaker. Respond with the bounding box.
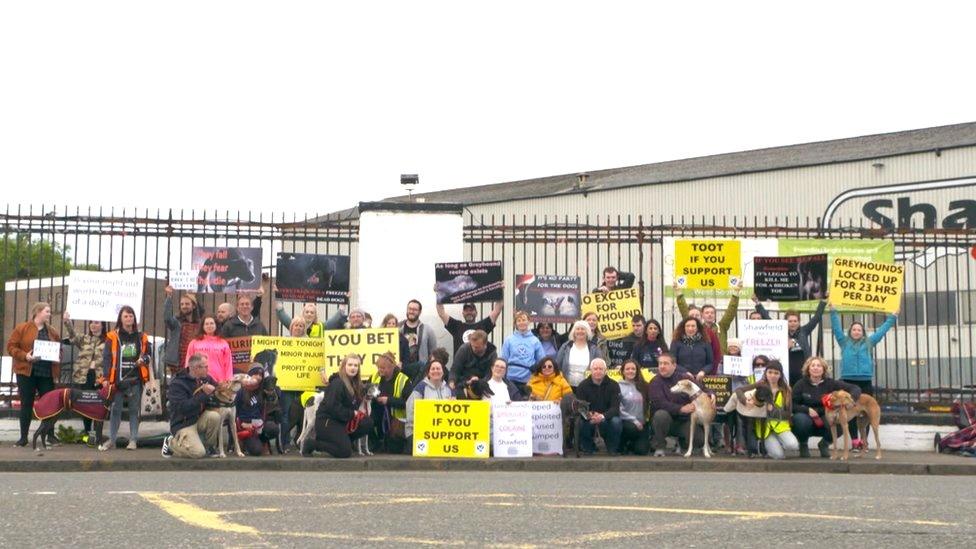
[734,444,747,456]
[126,440,138,451]
[98,441,113,451]
[653,449,666,457]
[14,438,28,448]
[799,446,811,458]
[161,436,173,459]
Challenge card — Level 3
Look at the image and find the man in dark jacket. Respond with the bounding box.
[648,353,707,457]
[592,266,636,293]
[450,330,497,398]
[574,358,622,455]
[219,294,269,338]
[162,353,219,459]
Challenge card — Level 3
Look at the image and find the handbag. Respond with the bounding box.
[140,365,162,417]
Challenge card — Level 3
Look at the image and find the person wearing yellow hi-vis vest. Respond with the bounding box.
[369,352,411,454]
[733,360,799,460]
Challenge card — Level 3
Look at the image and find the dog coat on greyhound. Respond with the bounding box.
[34,386,113,422]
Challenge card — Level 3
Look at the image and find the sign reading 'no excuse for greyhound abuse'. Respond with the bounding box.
[580,287,643,340]
[828,258,904,314]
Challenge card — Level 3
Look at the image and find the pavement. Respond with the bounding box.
[0,471,972,547]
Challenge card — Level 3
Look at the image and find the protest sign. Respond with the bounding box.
[753,254,828,301]
[701,375,733,409]
[722,355,752,377]
[251,336,326,391]
[674,240,741,290]
[514,274,581,323]
[529,401,563,455]
[492,402,533,458]
[32,340,61,362]
[828,258,904,314]
[605,339,637,367]
[225,336,253,373]
[580,287,642,340]
[607,368,654,383]
[322,328,399,379]
[739,319,790,383]
[412,400,490,458]
[169,269,198,291]
[191,247,262,293]
[66,270,144,322]
[434,261,503,304]
[275,253,350,304]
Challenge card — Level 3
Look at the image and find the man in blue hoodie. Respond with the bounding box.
[499,311,545,394]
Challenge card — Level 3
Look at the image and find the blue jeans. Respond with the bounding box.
[109,382,142,443]
[279,391,297,447]
[579,416,623,453]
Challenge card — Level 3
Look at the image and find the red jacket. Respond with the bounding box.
[7,321,61,378]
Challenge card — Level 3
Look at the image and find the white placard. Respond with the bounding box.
[32,339,61,362]
[530,400,563,456]
[723,355,752,377]
[169,269,198,291]
[739,319,790,383]
[491,402,533,458]
[67,270,144,322]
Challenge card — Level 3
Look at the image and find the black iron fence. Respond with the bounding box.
[1,207,973,416]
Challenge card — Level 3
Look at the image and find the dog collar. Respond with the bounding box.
[688,387,702,400]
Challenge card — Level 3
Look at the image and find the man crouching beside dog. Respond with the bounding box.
[161,354,220,458]
[647,353,713,457]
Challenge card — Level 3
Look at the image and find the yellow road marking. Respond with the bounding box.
[139,492,258,534]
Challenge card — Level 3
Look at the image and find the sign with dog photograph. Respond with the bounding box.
[31,339,61,362]
[530,400,563,456]
[700,375,733,409]
[828,257,904,314]
[275,252,350,304]
[580,287,642,340]
[753,254,828,301]
[674,239,742,290]
[738,319,790,383]
[251,336,327,391]
[491,402,533,458]
[191,246,263,293]
[434,261,504,304]
[322,328,399,380]
[412,400,490,459]
[226,336,253,373]
[168,269,199,291]
[514,274,581,323]
[66,270,144,322]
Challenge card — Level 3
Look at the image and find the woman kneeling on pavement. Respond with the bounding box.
[791,356,862,458]
[734,360,797,459]
[302,354,372,458]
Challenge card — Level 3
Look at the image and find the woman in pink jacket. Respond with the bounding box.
[184,315,233,382]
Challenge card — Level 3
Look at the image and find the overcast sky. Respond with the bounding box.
[2,2,974,219]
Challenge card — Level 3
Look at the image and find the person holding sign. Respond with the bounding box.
[630,319,669,371]
[185,316,233,383]
[592,266,635,293]
[301,354,373,458]
[733,361,798,460]
[7,302,61,447]
[791,356,863,458]
[527,357,573,403]
[62,312,109,445]
[404,360,455,448]
[162,286,204,375]
[556,320,605,389]
[617,360,650,455]
[274,301,327,337]
[499,311,546,394]
[753,296,827,383]
[220,294,269,338]
[100,306,152,451]
[574,359,622,456]
[669,317,715,380]
[675,281,742,355]
[435,300,502,353]
[829,305,896,452]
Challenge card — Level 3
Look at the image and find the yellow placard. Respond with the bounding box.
[828,258,903,313]
[606,368,654,383]
[412,400,491,458]
[674,239,742,289]
[580,287,643,340]
[251,336,326,391]
[322,328,399,380]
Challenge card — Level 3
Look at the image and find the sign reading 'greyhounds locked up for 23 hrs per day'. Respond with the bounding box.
[828,257,904,314]
[412,400,491,459]
[674,239,742,289]
[580,287,643,340]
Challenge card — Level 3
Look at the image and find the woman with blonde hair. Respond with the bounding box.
[7,302,61,447]
[791,355,863,458]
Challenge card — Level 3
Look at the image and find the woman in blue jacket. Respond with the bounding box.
[829,304,897,451]
[499,311,545,394]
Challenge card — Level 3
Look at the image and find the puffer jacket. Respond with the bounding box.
[830,309,896,380]
[63,322,106,383]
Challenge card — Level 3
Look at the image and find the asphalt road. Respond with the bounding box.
[0,472,972,547]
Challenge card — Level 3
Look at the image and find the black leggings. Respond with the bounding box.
[312,416,373,458]
[17,373,55,440]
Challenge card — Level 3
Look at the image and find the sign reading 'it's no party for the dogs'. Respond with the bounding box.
[413,400,490,459]
[828,258,904,314]
[580,287,643,340]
